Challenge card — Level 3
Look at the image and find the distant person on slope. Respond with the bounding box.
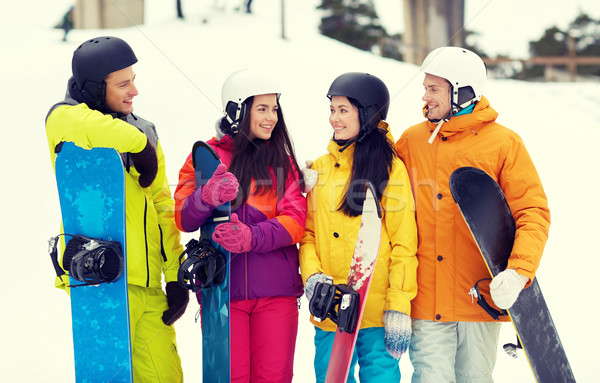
[299,72,418,382]
[174,68,307,383]
[396,46,550,382]
[45,36,188,382]
[58,5,74,42]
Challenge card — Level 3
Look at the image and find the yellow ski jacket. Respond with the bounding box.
[46,101,183,290]
[300,131,418,332]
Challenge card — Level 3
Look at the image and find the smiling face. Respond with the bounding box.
[422,73,451,121]
[329,96,360,141]
[104,66,138,114]
[248,94,279,140]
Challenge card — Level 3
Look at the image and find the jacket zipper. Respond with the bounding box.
[159,226,167,262]
[243,204,248,300]
[144,198,150,287]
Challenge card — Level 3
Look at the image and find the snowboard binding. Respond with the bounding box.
[309,277,360,334]
[177,238,226,292]
[48,234,124,287]
[468,278,508,320]
[503,337,522,358]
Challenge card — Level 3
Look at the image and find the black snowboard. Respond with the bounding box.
[449,167,575,383]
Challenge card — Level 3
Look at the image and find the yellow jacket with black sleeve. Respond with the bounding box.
[299,130,418,332]
[46,93,183,290]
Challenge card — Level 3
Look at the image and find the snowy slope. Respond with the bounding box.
[1,0,598,381]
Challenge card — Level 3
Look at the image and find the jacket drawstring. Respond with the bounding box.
[428,120,445,144]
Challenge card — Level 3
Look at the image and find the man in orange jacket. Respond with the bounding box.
[396,46,550,382]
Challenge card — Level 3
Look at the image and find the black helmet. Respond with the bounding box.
[327,72,390,137]
[72,36,138,109]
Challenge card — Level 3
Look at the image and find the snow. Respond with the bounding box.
[1,0,597,381]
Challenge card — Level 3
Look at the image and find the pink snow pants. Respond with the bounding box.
[230,296,299,383]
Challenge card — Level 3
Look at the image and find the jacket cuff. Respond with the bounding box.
[163,268,179,284]
[507,259,535,288]
[180,185,215,232]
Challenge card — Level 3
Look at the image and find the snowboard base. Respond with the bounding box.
[450,166,574,383]
[55,142,132,382]
[325,183,382,382]
[192,141,231,382]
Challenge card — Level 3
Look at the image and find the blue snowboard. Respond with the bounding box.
[192,141,231,382]
[54,142,132,382]
[450,167,575,383]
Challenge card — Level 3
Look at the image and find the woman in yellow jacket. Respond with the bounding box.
[300,73,418,382]
[396,47,550,382]
[45,37,187,382]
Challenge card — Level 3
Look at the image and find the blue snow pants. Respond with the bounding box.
[314,326,400,383]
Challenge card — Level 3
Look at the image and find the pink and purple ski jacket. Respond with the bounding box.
[174,135,306,301]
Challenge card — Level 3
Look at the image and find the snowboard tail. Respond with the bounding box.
[54,142,132,382]
[325,182,382,383]
[450,166,575,383]
[192,141,231,382]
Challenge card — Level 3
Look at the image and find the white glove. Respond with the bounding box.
[301,160,318,194]
[304,273,328,301]
[490,269,529,309]
[383,310,411,359]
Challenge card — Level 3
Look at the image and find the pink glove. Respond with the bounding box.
[201,164,239,207]
[212,213,252,253]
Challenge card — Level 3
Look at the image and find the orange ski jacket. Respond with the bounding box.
[396,96,550,322]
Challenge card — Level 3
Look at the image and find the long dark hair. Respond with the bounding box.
[338,98,397,217]
[224,96,304,205]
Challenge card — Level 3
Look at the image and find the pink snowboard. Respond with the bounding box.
[325,183,382,383]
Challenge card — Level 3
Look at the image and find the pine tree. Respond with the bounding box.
[524,13,600,79]
[569,14,600,77]
[318,0,387,52]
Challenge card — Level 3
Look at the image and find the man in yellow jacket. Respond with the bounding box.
[396,47,550,382]
[45,36,188,382]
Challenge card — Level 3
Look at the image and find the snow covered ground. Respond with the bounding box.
[1,0,597,381]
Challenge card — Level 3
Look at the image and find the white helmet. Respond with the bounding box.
[420,46,487,114]
[221,68,282,133]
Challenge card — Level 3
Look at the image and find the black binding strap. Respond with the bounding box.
[48,233,123,287]
[469,278,508,320]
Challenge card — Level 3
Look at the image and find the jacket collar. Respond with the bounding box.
[326,123,396,166]
[208,133,234,150]
[46,77,130,122]
[422,96,499,138]
[327,138,354,168]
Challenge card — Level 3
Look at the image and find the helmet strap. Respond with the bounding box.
[451,85,477,115]
[352,107,376,145]
[80,79,107,111]
[224,101,246,136]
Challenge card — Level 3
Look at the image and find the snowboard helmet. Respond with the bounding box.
[72,36,138,110]
[327,72,390,143]
[420,46,486,115]
[221,68,282,137]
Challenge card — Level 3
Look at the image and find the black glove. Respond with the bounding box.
[162,281,190,325]
[130,138,158,188]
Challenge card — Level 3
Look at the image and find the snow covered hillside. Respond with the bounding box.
[1,0,597,381]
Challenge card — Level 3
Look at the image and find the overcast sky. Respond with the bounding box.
[374,0,600,58]
[2,0,599,60]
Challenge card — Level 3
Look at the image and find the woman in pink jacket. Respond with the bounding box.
[174,69,306,382]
